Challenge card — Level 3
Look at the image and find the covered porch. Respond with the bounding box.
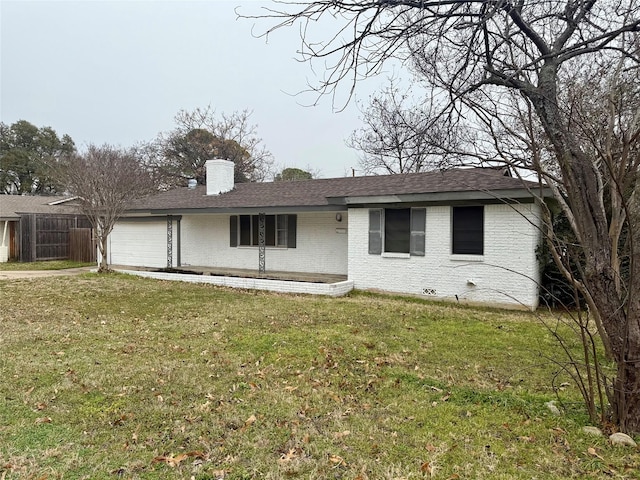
[112,264,353,297]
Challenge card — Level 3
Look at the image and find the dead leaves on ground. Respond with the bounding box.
[152,450,207,467]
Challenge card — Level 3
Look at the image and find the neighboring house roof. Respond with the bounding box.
[0,195,79,221]
[127,168,552,215]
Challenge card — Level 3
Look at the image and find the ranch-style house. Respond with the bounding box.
[108,160,552,310]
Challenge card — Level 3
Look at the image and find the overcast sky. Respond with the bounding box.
[0,0,397,179]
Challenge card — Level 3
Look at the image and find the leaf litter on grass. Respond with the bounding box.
[0,275,638,479]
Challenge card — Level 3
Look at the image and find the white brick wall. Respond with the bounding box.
[183,212,348,275]
[347,203,543,309]
[109,204,542,309]
[109,221,167,268]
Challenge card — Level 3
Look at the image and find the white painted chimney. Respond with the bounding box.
[206,159,234,195]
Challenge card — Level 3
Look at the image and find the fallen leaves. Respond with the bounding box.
[152,451,207,468]
[587,446,605,461]
[329,454,346,466]
[244,414,257,428]
[278,447,303,464]
[152,453,188,468]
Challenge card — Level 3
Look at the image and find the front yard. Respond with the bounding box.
[0,273,637,479]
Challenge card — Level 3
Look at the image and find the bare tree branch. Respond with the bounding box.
[55,144,155,272]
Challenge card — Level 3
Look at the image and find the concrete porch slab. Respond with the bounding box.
[113,267,354,297]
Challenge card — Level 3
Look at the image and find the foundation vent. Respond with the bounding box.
[422,288,437,296]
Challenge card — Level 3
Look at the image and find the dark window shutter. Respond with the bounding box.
[410,208,426,256]
[368,209,382,254]
[229,215,238,247]
[287,214,297,248]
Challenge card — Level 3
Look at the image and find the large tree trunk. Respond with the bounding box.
[528,62,640,434]
[615,333,640,433]
[619,185,640,433]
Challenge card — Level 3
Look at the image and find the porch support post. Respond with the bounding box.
[167,215,173,268]
[0,220,8,263]
[258,212,265,274]
[176,216,181,267]
[1,220,7,247]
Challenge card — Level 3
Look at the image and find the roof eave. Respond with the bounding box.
[124,204,348,216]
[328,187,554,206]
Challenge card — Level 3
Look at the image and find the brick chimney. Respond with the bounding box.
[206,159,234,195]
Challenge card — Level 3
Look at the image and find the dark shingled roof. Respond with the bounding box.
[128,168,546,213]
[0,195,79,220]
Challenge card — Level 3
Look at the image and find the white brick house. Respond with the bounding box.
[108,160,552,309]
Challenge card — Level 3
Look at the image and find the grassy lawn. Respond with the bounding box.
[0,274,637,479]
[0,260,94,271]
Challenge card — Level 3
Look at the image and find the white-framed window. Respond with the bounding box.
[368,208,426,256]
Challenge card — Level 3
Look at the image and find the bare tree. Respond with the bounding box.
[348,81,462,174]
[146,106,274,187]
[246,1,640,433]
[57,144,155,272]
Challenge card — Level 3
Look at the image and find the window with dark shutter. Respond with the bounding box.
[452,206,484,255]
[234,214,296,248]
[239,215,252,246]
[384,208,411,253]
[370,208,426,255]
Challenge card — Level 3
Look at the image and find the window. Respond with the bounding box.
[229,214,297,248]
[368,208,425,256]
[385,208,411,253]
[452,206,484,255]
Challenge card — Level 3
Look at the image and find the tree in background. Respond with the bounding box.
[274,167,314,181]
[0,120,75,194]
[146,107,273,188]
[348,81,462,174]
[251,1,640,433]
[55,144,155,272]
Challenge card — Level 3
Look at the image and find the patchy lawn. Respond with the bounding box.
[0,260,94,271]
[0,274,637,479]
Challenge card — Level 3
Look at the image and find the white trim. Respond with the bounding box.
[382,252,411,259]
[47,196,78,205]
[449,254,485,262]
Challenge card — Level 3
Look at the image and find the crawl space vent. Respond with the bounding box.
[422,288,437,296]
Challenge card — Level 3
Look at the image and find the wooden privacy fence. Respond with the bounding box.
[69,228,95,262]
[20,214,94,262]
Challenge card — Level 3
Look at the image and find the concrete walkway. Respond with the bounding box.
[0,266,95,280]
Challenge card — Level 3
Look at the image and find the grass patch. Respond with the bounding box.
[0,260,94,271]
[0,273,637,479]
